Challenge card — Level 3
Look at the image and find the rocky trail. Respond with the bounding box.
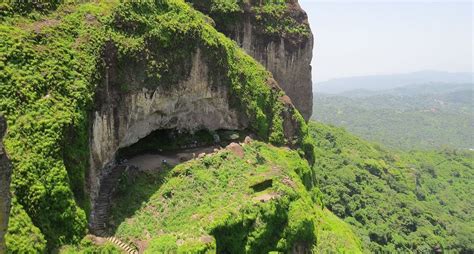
[89,165,128,236]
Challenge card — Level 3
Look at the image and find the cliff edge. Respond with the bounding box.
[187,0,314,120]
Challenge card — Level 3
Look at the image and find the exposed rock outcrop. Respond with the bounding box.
[188,0,314,120]
[231,11,313,120]
[87,1,313,231]
[88,47,249,224]
[0,116,12,252]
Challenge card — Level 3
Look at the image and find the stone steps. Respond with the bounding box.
[90,165,128,235]
[106,236,138,254]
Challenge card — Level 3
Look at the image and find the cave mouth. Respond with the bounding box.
[117,128,251,161]
[115,128,251,173]
[91,127,252,235]
[90,127,252,235]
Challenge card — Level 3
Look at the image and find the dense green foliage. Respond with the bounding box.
[5,1,469,253]
[186,0,310,38]
[252,1,310,37]
[0,1,61,17]
[312,83,473,150]
[59,237,121,254]
[1,2,117,249]
[111,141,362,253]
[5,198,46,253]
[309,121,474,252]
[1,0,312,250]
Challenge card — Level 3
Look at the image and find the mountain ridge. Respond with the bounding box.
[315,71,473,94]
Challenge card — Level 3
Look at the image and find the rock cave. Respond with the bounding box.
[89,127,249,235]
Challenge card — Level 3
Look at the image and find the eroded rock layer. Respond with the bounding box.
[231,12,313,120]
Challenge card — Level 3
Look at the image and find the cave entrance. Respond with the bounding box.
[90,128,251,236]
[116,128,249,171]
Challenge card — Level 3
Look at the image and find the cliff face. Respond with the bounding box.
[89,47,249,209]
[188,0,314,120]
[0,116,11,253]
[85,1,315,221]
[236,28,313,121]
[231,3,313,121]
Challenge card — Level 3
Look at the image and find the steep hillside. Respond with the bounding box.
[309,122,474,252]
[2,1,471,254]
[0,0,314,251]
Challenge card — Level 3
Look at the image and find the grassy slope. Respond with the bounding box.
[309,121,474,252]
[110,141,362,253]
[1,0,312,251]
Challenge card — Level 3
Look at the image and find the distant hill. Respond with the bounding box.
[338,82,473,98]
[315,71,473,94]
[312,82,473,150]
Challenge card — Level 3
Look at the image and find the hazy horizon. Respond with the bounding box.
[299,0,473,83]
[314,69,474,83]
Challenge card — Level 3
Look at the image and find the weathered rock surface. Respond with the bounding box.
[189,0,314,120]
[231,18,313,120]
[0,116,11,252]
[226,142,245,158]
[88,47,249,221]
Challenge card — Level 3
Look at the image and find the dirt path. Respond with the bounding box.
[126,145,220,172]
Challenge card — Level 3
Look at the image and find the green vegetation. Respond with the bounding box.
[252,1,310,37]
[309,121,474,252]
[4,198,46,253]
[59,237,121,254]
[1,0,312,251]
[312,83,473,150]
[186,0,310,38]
[1,1,118,250]
[3,0,470,253]
[0,1,61,17]
[111,141,362,253]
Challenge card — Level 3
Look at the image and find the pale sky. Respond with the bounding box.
[299,0,473,82]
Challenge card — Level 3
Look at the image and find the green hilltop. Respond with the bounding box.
[0,1,472,253]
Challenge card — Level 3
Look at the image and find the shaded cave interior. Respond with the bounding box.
[117,128,249,161]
